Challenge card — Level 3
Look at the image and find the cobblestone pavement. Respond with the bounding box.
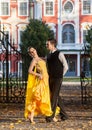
[0,84,92,130]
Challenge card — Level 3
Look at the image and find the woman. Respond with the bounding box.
[24,47,54,124]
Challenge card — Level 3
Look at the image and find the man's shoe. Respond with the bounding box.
[46,117,58,122]
[61,115,68,121]
[45,117,52,122]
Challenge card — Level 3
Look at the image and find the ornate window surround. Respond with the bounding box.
[63,0,74,15]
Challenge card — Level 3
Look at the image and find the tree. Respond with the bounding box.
[20,19,54,79]
[20,19,54,57]
[86,25,92,85]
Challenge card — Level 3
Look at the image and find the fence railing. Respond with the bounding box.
[0,30,27,103]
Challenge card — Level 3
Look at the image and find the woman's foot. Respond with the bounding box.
[28,112,35,124]
[28,116,35,124]
[30,120,35,124]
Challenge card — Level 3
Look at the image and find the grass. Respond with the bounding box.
[63,77,80,82]
[63,77,92,82]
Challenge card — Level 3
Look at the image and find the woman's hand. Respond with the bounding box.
[37,73,43,80]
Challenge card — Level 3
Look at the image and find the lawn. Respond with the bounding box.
[63,77,92,82]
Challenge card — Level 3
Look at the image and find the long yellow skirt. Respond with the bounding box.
[24,74,52,119]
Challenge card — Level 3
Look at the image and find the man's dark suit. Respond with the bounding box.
[46,50,68,122]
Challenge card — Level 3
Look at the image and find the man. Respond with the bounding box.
[46,38,68,122]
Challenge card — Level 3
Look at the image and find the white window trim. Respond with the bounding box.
[18,1,29,16]
[44,0,55,16]
[0,1,10,16]
[82,0,92,15]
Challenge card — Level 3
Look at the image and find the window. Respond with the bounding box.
[18,30,24,50]
[62,24,75,43]
[18,25,26,49]
[0,62,3,78]
[0,62,2,71]
[3,61,10,78]
[48,23,56,37]
[44,1,54,16]
[83,0,92,14]
[3,62,8,78]
[18,62,22,78]
[0,2,10,15]
[66,57,76,76]
[19,31,23,44]
[64,1,73,14]
[18,2,28,16]
[83,30,87,43]
[82,58,90,76]
[69,60,76,71]
[3,31,9,48]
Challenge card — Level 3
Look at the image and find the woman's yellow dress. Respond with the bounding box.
[24,60,52,118]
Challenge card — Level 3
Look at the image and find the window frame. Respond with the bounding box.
[1,29,10,51]
[44,0,54,16]
[82,29,88,43]
[63,1,74,14]
[18,1,28,16]
[82,0,92,15]
[18,61,23,78]
[62,24,75,44]
[0,1,10,16]
[3,61,10,78]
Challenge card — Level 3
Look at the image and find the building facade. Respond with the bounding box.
[42,0,92,76]
[0,0,92,77]
[0,0,31,77]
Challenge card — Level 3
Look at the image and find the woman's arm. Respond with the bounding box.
[28,58,43,79]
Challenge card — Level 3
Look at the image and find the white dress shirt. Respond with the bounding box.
[59,52,68,76]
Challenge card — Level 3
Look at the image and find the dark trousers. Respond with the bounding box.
[49,77,67,119]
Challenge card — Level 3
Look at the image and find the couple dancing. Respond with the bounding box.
[24,38,68,124]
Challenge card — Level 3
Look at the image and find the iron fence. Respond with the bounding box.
[0,30,27,103]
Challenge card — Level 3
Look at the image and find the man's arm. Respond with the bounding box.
[59,52,68,76]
